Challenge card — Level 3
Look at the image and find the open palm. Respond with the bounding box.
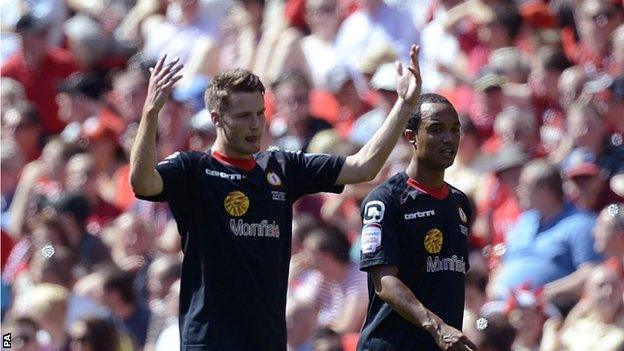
[145,54,184,113]
[395,45,421,107]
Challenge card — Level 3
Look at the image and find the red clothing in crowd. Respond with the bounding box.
[1,47,81,135]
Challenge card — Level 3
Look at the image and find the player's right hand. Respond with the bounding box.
[144,54,184,114]
[395,44,421,108]
[432,322,479,351]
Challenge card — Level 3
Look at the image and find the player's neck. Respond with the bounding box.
[212,138,253,159]
[405,160,445,188]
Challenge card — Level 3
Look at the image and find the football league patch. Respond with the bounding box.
[361,223,382,254]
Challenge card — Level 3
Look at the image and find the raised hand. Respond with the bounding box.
[144,54,184,114]
[395,45,421,107]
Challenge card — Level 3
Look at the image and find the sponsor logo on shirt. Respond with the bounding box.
[230,219,280,238]
[224,191,250,217]
[361,223,382,254]
[426,255,466,273]
[459,224,468,236]
[271,191,286,201]
[458,206,468,223]
[404,210,436,220]
[363,201,385,224]
[206,169,244,180]
[424,228,444,254]
[266,171,282,187]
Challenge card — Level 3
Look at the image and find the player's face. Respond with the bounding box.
[215,91,266,157]
[412,103,460,171]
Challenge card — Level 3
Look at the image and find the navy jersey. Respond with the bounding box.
[137,149,344,350]
[357,172,472,351]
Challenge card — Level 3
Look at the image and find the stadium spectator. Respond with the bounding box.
[2,102,45,163]
[491,159,602,302]
[1,13,80,135]
[296,226,368,333]
[562,148,623,213]
[349,63,399,146]
[11,283,71,350]
[101,266,151,349]
[557,261,624,351]
[69,316,124,351]
[301,0,343,90]
[2,316,43,351]
[269,70,332,151]
[50,193,111,270]
[65,153,121,232]
[592,203,624,263]
[335,0,419,67]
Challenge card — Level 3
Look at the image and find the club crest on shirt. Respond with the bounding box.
[266,171,282,187]
[424,228,444,254]
[458,206,468,223]
[361,223,382,254]
[224,191,250,217]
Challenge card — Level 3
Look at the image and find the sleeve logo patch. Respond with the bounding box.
[363,201,385,224]
[361,223,382,254]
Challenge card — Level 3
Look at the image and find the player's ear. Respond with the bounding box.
[405,129,417,148]
[210,110,222,128]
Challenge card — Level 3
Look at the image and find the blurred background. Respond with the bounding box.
[0,0,623,350]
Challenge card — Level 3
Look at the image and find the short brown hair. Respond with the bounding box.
[205,69,265,114]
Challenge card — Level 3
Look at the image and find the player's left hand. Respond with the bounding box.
[396,44,421,107]
[433,322,480,351]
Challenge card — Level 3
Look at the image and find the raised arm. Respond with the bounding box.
[336,45,421,185]
[370,265,479,351]
[130,55,183,196]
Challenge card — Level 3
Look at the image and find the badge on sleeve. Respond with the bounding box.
[361,223,382,254]
[363,201,385,224]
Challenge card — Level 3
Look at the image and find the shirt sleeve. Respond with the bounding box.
[134,151,200,208]
[283,151,345,201]
[359,187,402,271]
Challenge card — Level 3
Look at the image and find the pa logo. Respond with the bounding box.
[3,333,11,348]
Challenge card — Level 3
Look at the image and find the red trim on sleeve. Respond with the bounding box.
[406,178,449,200]
[212,150,257,171]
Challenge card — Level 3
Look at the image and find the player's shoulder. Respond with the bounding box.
[363,172,408,204]
[447,183,471,202]
[159,150,207,168]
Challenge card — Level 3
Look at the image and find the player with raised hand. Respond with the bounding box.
[357,93,479,351]
[130,45,422,350]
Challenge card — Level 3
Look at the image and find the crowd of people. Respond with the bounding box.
[1,0,623,350]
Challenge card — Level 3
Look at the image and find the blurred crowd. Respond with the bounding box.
[0,0,623,350]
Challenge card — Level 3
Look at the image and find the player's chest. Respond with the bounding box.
[398,199,469,255]
[195,165,290,219]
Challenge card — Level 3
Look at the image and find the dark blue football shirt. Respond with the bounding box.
[357,172,472,351]
[137,149,344,350]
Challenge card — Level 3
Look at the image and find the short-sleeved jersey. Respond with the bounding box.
[357,172,472,351]
[137,149,344,350]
